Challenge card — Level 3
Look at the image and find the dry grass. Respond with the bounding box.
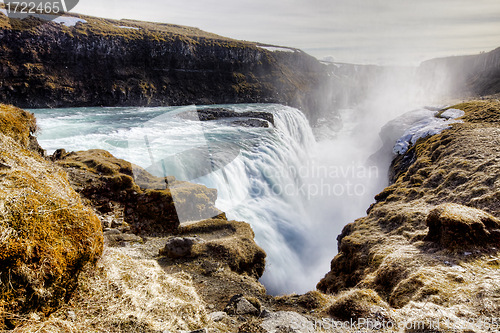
[0,104,38,148]
[10,246,211,333]
[0,105,103,328]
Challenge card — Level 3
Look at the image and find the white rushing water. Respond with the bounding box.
[31,101,414,294]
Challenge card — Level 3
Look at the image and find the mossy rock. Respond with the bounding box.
[425,203,500,249]
[55,149,225,235]
[178,219,266,278]
[327,288,389,321]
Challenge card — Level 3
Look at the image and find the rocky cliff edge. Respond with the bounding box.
[318,100,500,331]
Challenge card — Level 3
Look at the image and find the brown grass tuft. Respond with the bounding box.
[0,104,38,148]
[327,288,389,320]
[0,106,103,328]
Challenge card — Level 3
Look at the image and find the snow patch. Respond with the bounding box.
[53,16,87,27]
[392,108,463,155]
[381,109,436,143]
[321,55,336,62]
[259,46,294,53]
[440,108,465,119]
[115,25,140,30]
[0,9,7,16]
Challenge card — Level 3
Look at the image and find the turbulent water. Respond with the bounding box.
[31,103,387,294]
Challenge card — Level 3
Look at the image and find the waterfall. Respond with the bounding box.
[194,106,317,294]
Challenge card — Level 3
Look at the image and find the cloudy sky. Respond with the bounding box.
[73,0,500,65]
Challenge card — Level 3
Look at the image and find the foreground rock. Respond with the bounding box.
[260,311,315,333]
[52,149,224,235]
[0,105,103,328]
[318,101,500,325]
[425,203,500,249]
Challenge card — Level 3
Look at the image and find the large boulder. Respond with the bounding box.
[425,203,500,249]
[176,219,266,278]
[160,236,201,258]
[0,104,103,328]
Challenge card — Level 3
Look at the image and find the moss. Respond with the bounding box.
[0,104,38,148]
[296,291,328,310]
[389,274,425,308]
[327,289,388,320]
[178,219,266,278]
[448,100,500,123]
[56,149,134,176]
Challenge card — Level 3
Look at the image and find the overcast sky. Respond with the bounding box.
[72,0,500,66]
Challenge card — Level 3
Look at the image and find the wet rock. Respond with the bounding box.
[179,108,275,126]
[232,118,270,128]
[425,203,500,249]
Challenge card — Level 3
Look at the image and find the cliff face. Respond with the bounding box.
[0,13,336,123]
[418,47,500,98]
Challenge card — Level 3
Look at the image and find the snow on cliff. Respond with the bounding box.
[391,108,464,155]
